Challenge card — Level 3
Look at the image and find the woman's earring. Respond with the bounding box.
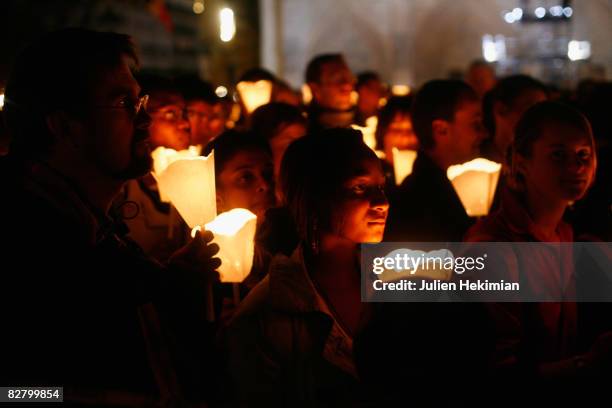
[310,218,319,254]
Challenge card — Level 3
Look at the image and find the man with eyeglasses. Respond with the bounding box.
[305,53,356,133]
[176,76,225,148]
[0,28,220,405]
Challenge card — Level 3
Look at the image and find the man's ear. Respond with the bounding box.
[431,119,449,141]
[45,111,85,149]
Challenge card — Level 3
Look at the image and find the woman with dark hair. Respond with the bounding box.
[374,95,417,188]
[224,128,388,406]
[465,101,612,379]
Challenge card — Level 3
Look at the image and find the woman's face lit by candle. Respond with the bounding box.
[516,123,596,204]
[326,157,389,244]
[216,149,275,224]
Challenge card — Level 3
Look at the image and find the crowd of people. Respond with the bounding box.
[0,27,611,407]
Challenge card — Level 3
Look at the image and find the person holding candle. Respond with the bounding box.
[374,95,417,190]
[203,130,275,226]
[305,53,356,133]
[250,102,307,193]
[177,75,225,149]
[354,71,386,126]
[0,28,221,405]
[385,79,486,242]
[224,128,389,406]
[464,101,612,381]
[203,130,275,294]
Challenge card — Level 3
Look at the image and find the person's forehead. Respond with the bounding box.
[455,100,481,117]
[91,57,140,98]
[225,149,271,169]
[148,91,185,110]
[321,61,350,76]
[539,124,591,146]
[346,156,382,177]
[187,100,214,110]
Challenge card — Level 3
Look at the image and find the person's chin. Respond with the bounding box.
[364,224,385,242]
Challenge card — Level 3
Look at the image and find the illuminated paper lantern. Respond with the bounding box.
[202,208,257,283]
[392,148,418,185]
[352,116,378,151]
[237,80,273,114]
[156,152,217,228]
[447,158,502,217]
[151,146,201,202]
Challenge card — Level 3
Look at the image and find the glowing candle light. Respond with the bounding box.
[447,158,501,217]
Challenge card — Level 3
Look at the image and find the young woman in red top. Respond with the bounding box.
[465,101,612,378]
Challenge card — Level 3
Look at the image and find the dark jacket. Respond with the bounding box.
[385,153,473,242]
[224,246,360,407]
[464,187,577,367]
[0,157,214,406]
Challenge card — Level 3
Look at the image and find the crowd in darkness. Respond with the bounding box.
[0,28,611,407]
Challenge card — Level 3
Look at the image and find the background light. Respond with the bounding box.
[482,34,506,63]
[535,7,546,18]
[550,6,563,17]
[193,0,204,14]
[568,40,591,61]
[504,12,515,23]
[219,7,236,42]
[563,7,573,17]
[215,86,228,98]
[391,84,410,96]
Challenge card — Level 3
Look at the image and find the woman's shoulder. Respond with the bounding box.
[464,212,517,242]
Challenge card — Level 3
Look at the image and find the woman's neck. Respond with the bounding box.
[311,236,360,290]
[524,188,567,240]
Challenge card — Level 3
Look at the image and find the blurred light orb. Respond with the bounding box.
[215,86,228,98]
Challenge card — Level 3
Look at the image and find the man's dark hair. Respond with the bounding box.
[482,75,548,135]
[203,129,271,178]
[356,71,381,90]
[237,68,276,83]
[175,75,218,105]
[250,103,306,141]
[136,73,177,98]
[412,80,478,150]
[4,28,138,159]
[305,53,345,84]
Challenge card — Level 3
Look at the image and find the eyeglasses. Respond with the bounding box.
[93,94,149,116]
